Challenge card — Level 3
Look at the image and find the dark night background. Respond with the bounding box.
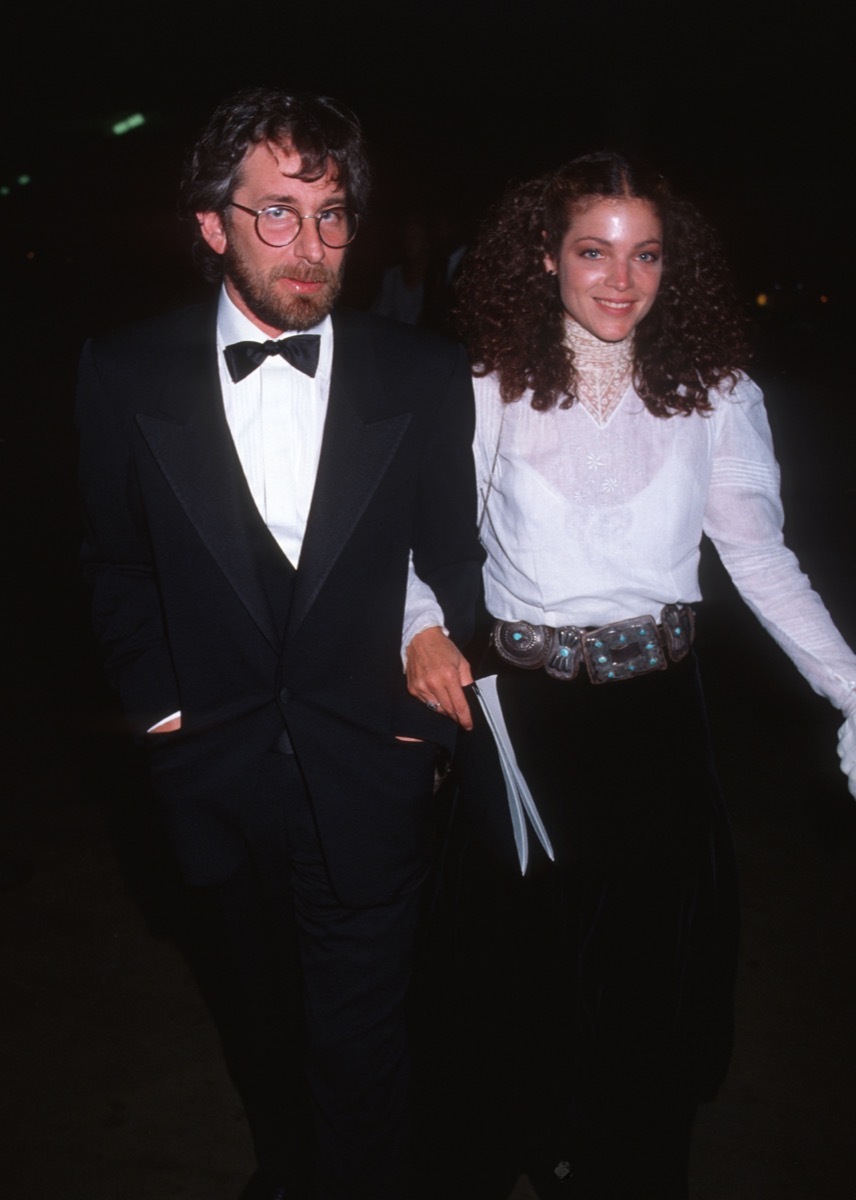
[2,3,854,1196]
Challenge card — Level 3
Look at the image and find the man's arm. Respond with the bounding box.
[405,343,483,730]
[410,344,484,647]
[77,339,180,738]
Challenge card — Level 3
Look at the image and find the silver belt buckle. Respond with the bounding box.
[582,616,666,684]
[493,621,584,680]
[544,626,583,680]
[492,620,550,669]
[661,602,695,662]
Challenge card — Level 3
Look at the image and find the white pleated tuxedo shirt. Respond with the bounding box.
[217,289,332,568]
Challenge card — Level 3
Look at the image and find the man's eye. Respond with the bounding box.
[319,208,345,224]
[265,206,297,222]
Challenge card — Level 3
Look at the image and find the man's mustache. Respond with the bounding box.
[271,266,335,284]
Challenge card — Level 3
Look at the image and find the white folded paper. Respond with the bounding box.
[472,676,555,874]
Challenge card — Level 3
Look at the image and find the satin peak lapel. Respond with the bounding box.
[135,333,287,650]
[288,376,410,635]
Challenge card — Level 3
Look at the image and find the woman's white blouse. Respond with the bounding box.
[474,371,856,715]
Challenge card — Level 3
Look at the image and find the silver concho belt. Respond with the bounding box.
[492,604,695,684]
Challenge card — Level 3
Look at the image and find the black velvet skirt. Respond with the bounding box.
[440,643,739,1198]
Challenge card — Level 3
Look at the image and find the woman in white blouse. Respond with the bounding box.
[437,153,856,1200]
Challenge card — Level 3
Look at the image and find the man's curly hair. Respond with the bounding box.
[455,152,750,416]
[180,86,370,284]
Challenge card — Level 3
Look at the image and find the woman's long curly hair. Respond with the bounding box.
[455,152,750,416]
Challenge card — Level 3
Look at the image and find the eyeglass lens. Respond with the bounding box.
[258,206,356,248]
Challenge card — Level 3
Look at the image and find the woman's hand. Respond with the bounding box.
[405,626,474,729]
[837,713,856,799]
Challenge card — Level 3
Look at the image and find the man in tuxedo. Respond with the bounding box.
[77,87,481,1200]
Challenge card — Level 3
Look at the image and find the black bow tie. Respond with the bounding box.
[224,334,321,383]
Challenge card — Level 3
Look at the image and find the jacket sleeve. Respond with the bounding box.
[76,338,181,738]
[410,342,484,649]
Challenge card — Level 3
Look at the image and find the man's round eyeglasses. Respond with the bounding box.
[227,201,358,249]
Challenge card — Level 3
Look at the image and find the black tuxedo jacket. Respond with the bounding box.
[77,303,482,907]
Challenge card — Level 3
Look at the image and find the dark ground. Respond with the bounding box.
[2,299,854,1199]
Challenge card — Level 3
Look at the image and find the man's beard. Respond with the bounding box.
[224,245,343,332]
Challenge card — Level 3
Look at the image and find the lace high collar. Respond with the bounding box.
[564,318,635,425]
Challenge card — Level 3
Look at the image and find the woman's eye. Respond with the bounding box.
[638,251,660,263]
[580,248,602,259]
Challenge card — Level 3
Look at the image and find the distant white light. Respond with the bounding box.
[112,113,146,136]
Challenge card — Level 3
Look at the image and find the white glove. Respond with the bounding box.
[837,713,856,800]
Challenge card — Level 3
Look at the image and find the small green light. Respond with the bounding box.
[112,113,146,136]
[17,174,31,186]
[0,186,11,197]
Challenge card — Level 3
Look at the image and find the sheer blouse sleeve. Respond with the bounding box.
[703,376,856,715]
